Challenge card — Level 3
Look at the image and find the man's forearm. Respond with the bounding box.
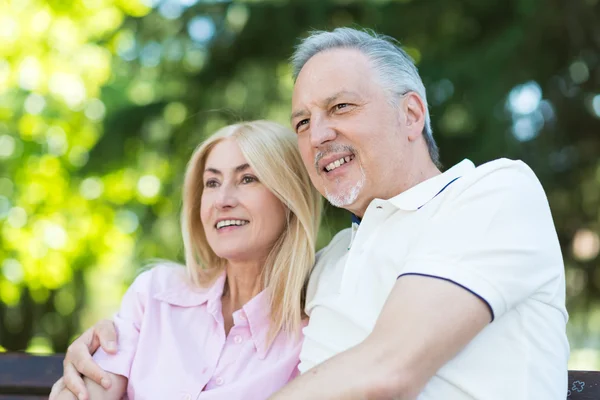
[270,338,411,400]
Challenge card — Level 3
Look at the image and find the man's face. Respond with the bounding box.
[291,48,414,216]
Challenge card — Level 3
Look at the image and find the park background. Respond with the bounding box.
[0,0,599,370]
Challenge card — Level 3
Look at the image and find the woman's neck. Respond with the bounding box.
[221,260,264,336]
[222,260,264,312]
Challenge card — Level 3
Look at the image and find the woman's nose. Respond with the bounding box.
[214,185,239,209]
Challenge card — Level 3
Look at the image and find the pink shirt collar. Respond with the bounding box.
[152,271,274,358]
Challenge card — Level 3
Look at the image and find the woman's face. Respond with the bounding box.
[201,138,288,264]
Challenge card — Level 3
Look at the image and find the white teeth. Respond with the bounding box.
[325,156,353,172]
[216,220,248,229]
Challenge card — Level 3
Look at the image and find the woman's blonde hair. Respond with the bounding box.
[182,120,322,338]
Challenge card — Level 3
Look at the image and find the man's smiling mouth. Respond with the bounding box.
[324,155,355,172]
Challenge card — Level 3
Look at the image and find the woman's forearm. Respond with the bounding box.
[84,373,127,400]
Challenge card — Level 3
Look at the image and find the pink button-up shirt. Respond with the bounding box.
[94,265,303,400]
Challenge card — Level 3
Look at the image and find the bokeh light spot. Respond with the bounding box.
[508,81,542,115]
[138,175,161,198]
[188,16,216,44]
[0,195,10,219]
[115,210,139,234]
[7,207,27,228]
[85,99,107,121]
[24,94,46,115]
[0,135,15,158]
[569,60,590,84]
[164,102,187,125]
[26,336,53,355]
[43,223,68,250]
[80,177,104,200]
[2,259,24,284]
[159,0,185,19]
[226,4,249,32]
[591,94,600,118]
[0,281,20,306]
[54,289,77,316]
[572,229,600,262]
[18,57,42,90]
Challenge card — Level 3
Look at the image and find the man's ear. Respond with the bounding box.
[402,92,426,141]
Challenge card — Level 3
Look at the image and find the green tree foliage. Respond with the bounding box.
[0,0,599,366]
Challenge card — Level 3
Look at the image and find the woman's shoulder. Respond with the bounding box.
[133,263,226,307]
[129,262,191,296]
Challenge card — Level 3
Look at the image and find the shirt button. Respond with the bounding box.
[233,335,243,344]
[182,393,192,400]
[215,376,224,386]
[239,311,247,320]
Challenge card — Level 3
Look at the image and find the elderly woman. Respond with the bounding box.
[53,120,321,400]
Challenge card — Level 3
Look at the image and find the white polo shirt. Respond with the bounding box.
[300,159,569,400]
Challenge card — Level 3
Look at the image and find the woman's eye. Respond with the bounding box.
[241,175,258,184]
[204,180,218,188]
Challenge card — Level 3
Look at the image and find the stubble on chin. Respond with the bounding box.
[324,170,366,208]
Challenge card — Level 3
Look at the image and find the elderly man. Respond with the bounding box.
[52,28,569,399]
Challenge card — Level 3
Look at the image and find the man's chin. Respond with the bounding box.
[325,187,361,209]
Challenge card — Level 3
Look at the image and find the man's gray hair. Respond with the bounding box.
[291,27,439,166]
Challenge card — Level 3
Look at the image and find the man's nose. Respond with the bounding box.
[310,117,337,148]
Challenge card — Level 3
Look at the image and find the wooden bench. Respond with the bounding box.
[0,353,598,399]
[0,353,62,399]
[568,370,600,399]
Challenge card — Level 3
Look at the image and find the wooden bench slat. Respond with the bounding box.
[0,352,599,399]
[0,353,62,395]
[568,370,600,399]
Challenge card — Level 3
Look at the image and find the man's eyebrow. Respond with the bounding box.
[323,90,360,106]
[204,163,250,175]
[290,109,309,123]
[290,90,361,122]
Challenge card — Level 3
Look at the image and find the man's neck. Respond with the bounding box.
[350,160,441,218]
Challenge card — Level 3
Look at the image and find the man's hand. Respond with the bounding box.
[49,319,119,400]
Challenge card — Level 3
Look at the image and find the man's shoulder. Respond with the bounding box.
[451,158,545,202]
[467,158,539,185]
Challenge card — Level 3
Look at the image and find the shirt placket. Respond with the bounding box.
[341,200,396,294]
[207,308,251,390]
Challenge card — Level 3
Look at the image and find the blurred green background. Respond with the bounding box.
[0,0,599,369]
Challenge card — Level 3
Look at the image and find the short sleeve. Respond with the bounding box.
[399,162,564,321]
[93,270,152,377]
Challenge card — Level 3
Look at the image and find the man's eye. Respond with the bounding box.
[335,103,349,110]
[296,119,309,131]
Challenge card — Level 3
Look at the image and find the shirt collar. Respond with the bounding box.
[152,270,227,308]
[237,290,273,359]
[388,159,474,211]
[153,271,275,359]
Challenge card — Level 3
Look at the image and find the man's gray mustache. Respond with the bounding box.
[314,144,356,171]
